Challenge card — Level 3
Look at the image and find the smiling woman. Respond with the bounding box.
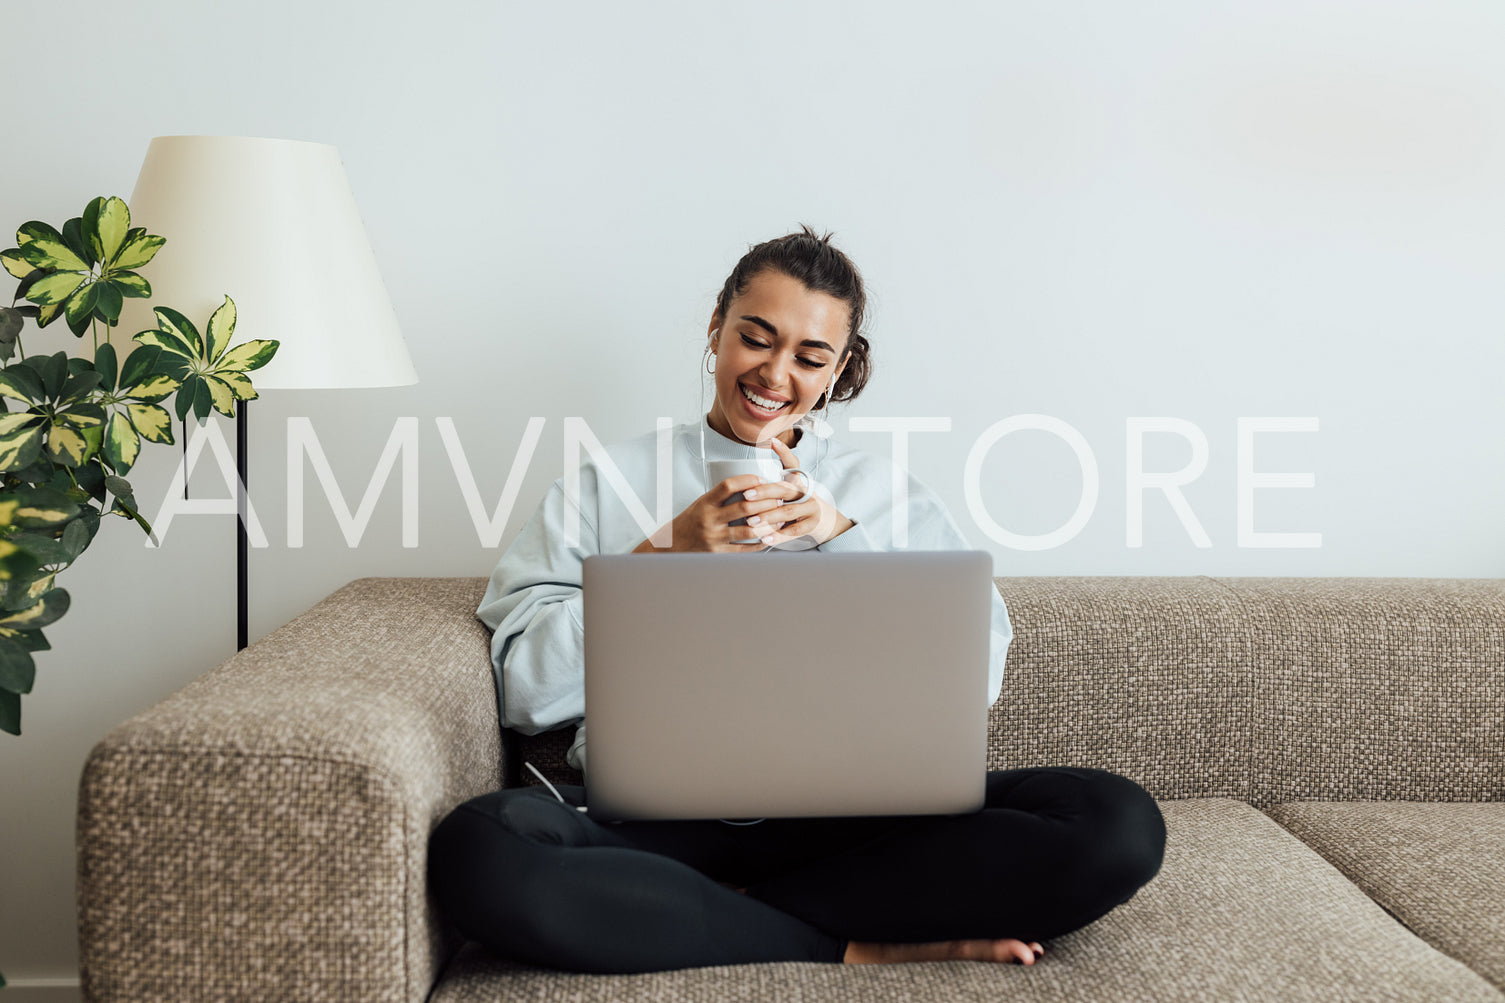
[704,226,873,451]
[428,224,1165,976]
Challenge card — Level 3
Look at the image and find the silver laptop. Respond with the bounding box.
[581,551,993,822]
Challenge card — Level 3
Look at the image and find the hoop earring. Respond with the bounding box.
[704,350,716,376]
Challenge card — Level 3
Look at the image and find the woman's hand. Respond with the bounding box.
[754,437,854,550]
[631,437,852,553]
[632,472,799,553]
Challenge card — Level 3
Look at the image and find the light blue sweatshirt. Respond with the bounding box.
[476,415,1014,776]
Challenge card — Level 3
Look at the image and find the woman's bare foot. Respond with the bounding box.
[844,938,1045,965]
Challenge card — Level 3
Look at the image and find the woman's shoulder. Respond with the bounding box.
[814,432,948,509]
[817,432,927,481]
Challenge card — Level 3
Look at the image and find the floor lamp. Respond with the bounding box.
[121,136,418,650]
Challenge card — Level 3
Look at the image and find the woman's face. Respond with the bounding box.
[705,269,850,447]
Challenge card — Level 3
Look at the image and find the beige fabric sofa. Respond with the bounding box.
[76,576,1505,1001]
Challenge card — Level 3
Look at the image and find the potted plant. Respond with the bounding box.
[0,195,278,739]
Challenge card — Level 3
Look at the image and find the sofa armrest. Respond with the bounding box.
[76,576,499,1003]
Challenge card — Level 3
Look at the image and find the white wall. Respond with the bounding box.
[4,0,1503,991]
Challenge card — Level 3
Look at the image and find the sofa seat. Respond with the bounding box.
[427,798,1502,1003]
[1267,801,1505,993]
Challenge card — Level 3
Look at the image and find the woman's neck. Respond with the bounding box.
[705,412,801,449]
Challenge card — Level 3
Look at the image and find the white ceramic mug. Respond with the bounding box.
[706,457,812,532]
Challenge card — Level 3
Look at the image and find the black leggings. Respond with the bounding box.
[427,766,1165,974]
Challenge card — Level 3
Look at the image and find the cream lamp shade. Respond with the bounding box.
[119,135,417,389]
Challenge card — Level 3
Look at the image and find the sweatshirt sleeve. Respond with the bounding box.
[476,478,595,770]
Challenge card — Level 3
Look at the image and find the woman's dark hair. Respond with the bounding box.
[713,224,873,409]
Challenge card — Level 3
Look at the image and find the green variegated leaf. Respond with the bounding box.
[0,425,43,472]
[0,587,70,632]
[174,376,200,423]
[9,488,76,528]
[155,354,190,380]
[40,353,66,399]
[3,571,56,611]
[0,636,35,696]
[117,344,162,389]
[192,377,212,422]
[59,373,103,405]
[8,490,74,530]
[0,498,17,525]
[103,411,140,473]
[111,232,164,270]
[12,272,42,305]
[19,237,87,273]
[95,197,129,263]
[60,217,91,267]
[72,508,99,548]
[61,518,90,562]
[25,270,87,306]
[95,343,118,392]
[12,629,48,653]
[12,629,49,653]
[0,413,41,436]
[0,366,45,405]
[215,369,257,400]
[217,339,279,372]
[206,296,236,364]
[36,299,63,328]
[45,421,87,467]
[64,281,101,329]
[149,306,203,358]
[80,423,103,464]
[122,373,178,402]
[204,375,236,417]
[8,457,52,484]
[94,280,123,325]
[16,221,62,246]
[66,300,93,337]
[0,539,40,584]
[133,327,193,360]
[82,198,103,260]
[5,533,63,567]
[59,402,105,426]
[125,402,173,443]
[41,467,73,494]
[74,463,105,504]
[0,248,33,280]
[110,272,150,298]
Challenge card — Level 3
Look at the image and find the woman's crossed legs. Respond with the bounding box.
[426,765,1165,975]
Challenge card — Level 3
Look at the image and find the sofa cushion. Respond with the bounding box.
[987,577,1256,802]
[426,798,1501,1002]
[1221,576,1505,807]
[1267,801,1505,992]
